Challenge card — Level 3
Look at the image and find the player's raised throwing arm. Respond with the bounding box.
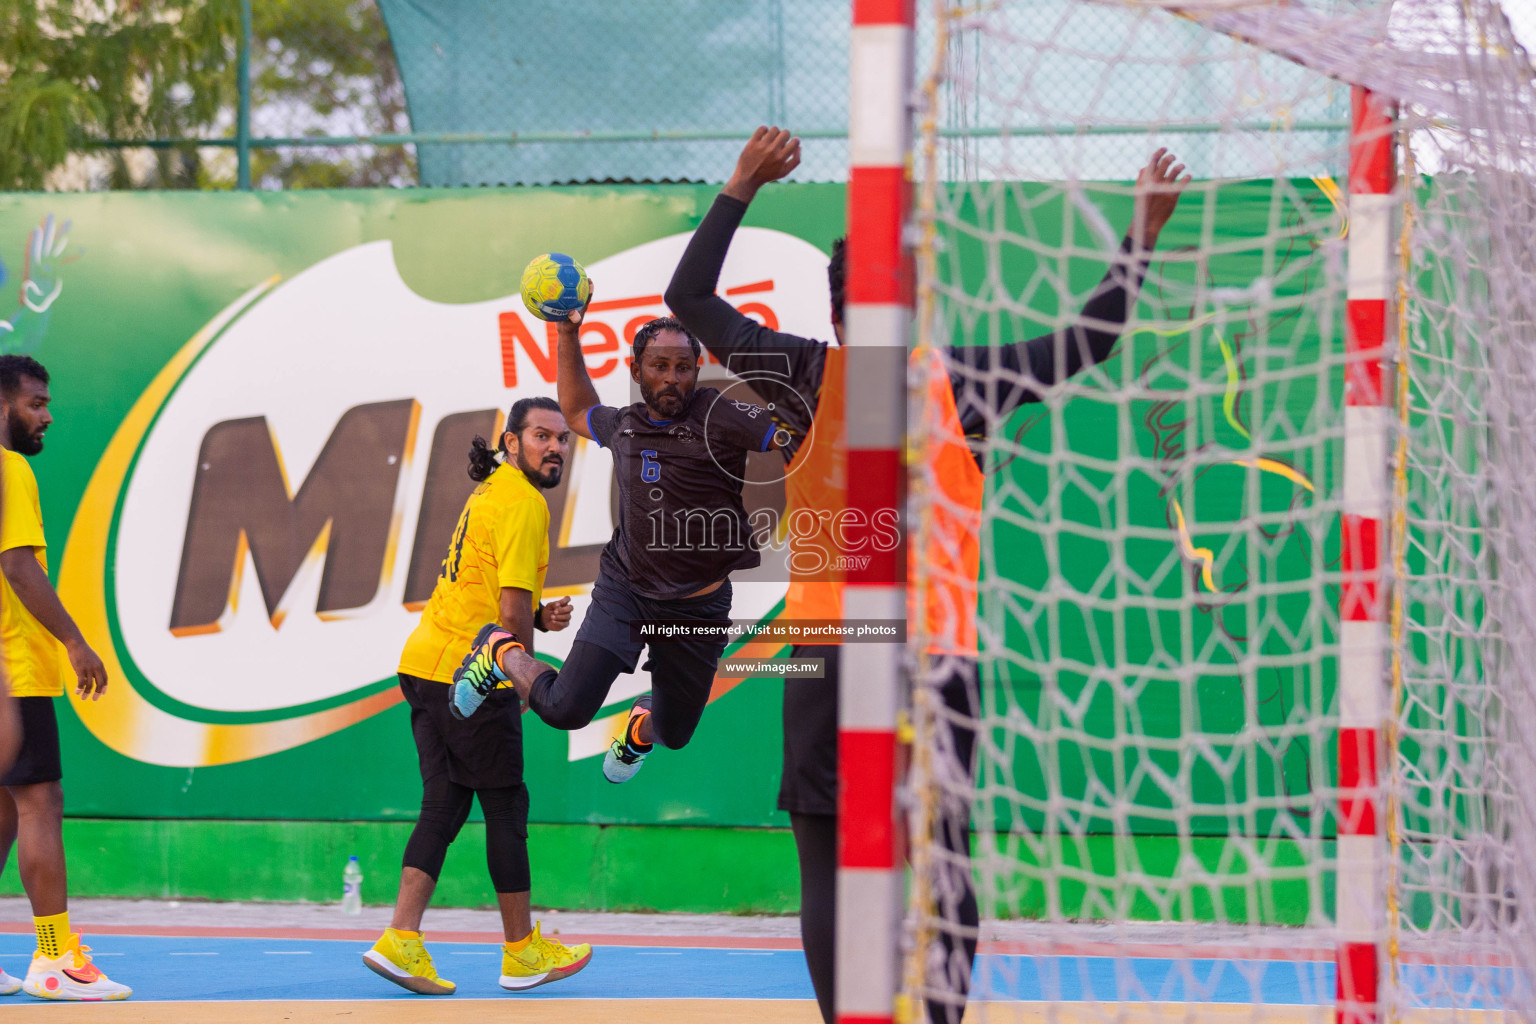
[555,306,602,442]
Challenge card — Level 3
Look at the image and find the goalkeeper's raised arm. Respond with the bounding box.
[946,148,1190,437]
[668,129,1189,448]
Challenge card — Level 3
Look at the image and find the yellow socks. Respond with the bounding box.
[386,927,421,941]
[34,912,69,959]
[506,930,533,952]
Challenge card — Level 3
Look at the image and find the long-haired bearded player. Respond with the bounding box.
[366,397,591,997]
[449,309,783,785]
[663,128,1189,1024]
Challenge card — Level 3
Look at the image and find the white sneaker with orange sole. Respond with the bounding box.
[22,934,132,1001]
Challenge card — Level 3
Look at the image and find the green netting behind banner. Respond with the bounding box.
[375,0,849,185]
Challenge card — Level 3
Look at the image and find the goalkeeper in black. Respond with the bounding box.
[662,127,1189,1024]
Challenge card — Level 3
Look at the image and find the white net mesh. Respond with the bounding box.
[1392,2,1536,1017]
[906,0,1536,1021]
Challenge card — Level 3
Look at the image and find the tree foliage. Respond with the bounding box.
[246,0,414,188]
[0,0,240,189]
[0,0,414,190]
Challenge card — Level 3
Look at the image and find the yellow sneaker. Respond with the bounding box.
[499,922,592,992]
[363,929,455,995]
[21,934,131,1001]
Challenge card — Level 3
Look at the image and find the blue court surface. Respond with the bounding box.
[0,934,815,1002]
[0,933,1513,1007]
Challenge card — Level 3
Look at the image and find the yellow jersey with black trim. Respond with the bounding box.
[0,449,65,697]
[398,464,549,684]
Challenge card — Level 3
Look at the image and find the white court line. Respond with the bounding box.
[169,952,219,956]
[262,951,312,955]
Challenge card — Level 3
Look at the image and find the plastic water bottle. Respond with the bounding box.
[342,856,363,915]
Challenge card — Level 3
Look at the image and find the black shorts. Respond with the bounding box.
[777,652,981,818]
[529,570,733,749]
[575,569,734,673]
[778,645,839,816]
[400,674,523,791]
[0,696,63,788]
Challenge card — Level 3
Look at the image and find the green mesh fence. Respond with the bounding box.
[42,0,1359,190]
[376,0,849,185]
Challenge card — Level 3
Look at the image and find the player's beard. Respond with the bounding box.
[640,380,691,420]
[517,449,563,489]
[5,414,44,456]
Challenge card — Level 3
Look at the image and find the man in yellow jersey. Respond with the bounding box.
[0,672,16,779]
[364,396,592,996]
[0,462,17,776]
[0,356,129,1002]
[0,462,17,778]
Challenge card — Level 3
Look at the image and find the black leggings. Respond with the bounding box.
[528,640,714,750]
[402,776,531,894]
[790,812,837,1024]
[791,660,980,1024]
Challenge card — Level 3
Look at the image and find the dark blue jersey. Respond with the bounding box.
[587,386,776,600]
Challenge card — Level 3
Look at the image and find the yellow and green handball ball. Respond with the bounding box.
[520,252,592,322]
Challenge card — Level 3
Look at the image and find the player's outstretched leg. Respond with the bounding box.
[23,931,132,1001]
[498,643,552,705]
[499,923,592,992]
[602,694,653,784]
[364,929,456,995]
[450,624,525,720]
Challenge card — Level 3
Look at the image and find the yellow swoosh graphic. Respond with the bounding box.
[1312,175,1348,238]
[1171,499,1219,593]
[1217,331,1249,441]
[1227,457,1315,493]
[57,276,403,767]
[1172,461,1315,594]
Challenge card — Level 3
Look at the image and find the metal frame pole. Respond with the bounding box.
[1337,83,1396,1024]
[237,0,252,190]
[838,1,915,1022]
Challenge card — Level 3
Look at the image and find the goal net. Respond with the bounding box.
[905,0,1536,1021]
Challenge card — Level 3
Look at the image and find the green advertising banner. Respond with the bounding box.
[0,185,846,827]
[956,177,1344,842]
[0,179,1343,851]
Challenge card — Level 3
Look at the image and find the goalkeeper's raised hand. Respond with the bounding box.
[1131,148,1191,254]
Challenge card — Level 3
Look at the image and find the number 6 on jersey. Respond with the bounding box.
[641,450,660,483]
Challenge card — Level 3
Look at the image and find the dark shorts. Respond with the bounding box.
[574,570,734,673]
[778,645,839,816]
[399,673,524,792]
[777,651,981,818]
[0,696,63,788]
[529,570,733,749]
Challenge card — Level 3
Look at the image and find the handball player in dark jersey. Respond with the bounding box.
[451,302,783,784]
[662,127,1189,1024]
